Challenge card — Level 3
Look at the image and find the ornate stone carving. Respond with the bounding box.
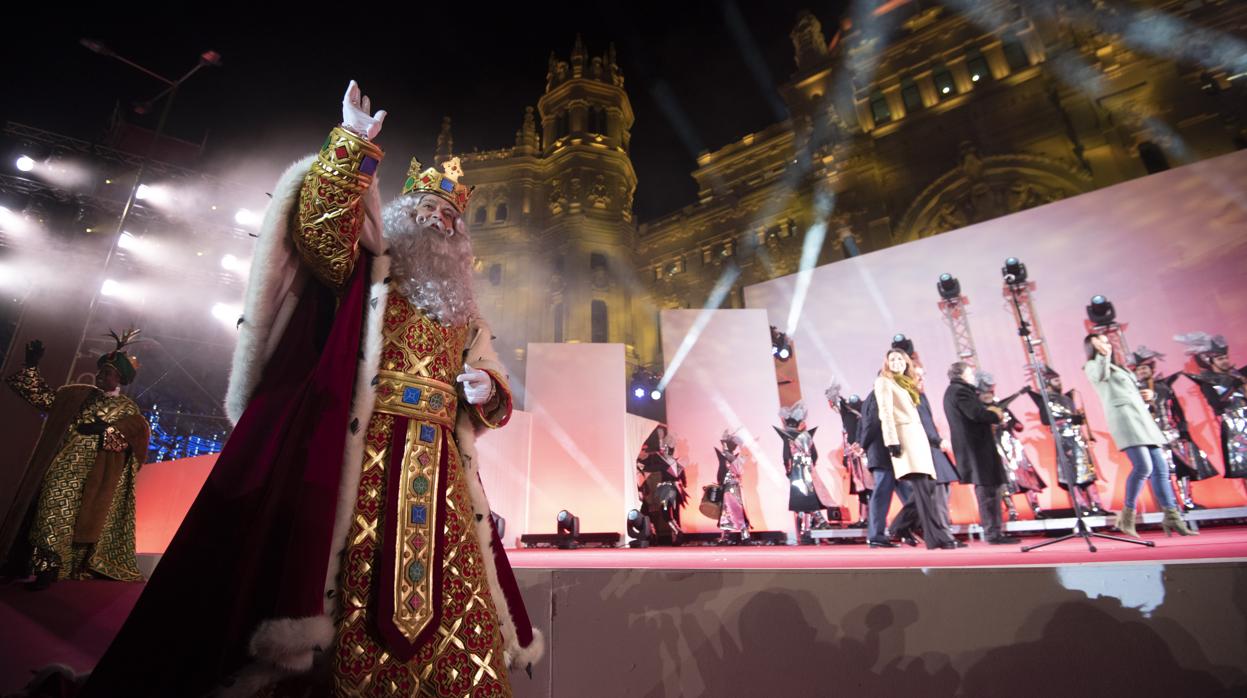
[896,149,1092,241]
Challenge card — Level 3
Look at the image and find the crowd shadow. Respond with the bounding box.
[534,562,1247,697]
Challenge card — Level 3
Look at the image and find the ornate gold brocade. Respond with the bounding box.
[27,390,144,581]
[332,298,509,697]
[293,126,384,289]
[6,365,55,411]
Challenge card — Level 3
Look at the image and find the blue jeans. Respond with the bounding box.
[868,468,913,542]
[1123,445,1178,510]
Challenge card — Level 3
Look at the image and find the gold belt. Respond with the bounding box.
[374,372,458,427]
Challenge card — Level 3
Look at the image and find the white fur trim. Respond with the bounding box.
[508,627,545,670]
[247,614,334,673]
[323,253,390,609]
[223,155,315,424]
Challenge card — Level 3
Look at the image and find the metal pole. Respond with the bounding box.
[64,84,179,386]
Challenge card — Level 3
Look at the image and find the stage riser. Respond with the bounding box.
[510,563,1247,697]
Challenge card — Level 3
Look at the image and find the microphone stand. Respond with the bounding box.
[1001,281,1154,552]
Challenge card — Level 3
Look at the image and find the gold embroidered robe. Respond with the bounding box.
[3,366,148,581]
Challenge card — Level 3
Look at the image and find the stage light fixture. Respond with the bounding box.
[633,386,646,399]
[626,509,652,548]
[891,333,915,357]
[234,208,261,227]
[211,302,242,325]
[650,389,663,401]
[135,184,152,200]
[556,509,580,549]
[937,273,961,300]
[220,254,249,273]
[490,511,506,541]
[1085,294,1116,326]
[15,156,35,173]
[1001,257,1028,285]
[771,326,792,362]
[100,278,143,303]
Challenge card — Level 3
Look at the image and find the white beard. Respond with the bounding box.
[381,194,479,327]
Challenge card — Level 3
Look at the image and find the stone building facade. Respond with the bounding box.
[462,2,1247,399]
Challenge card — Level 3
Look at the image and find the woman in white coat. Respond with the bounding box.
[874,349,958,549]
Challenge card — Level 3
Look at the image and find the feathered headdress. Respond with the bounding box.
[975,370,996,393]
[719,428,743,448]
[1129,345,1165,367]
[778,401,808,430]
[1174,332,1228,362]
[824,381,843,405]
[97,327,141,385]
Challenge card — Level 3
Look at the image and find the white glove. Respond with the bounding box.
[341,80,387,140]
[456,363,496,405]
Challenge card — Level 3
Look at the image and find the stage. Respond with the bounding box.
[3,529,1246,697]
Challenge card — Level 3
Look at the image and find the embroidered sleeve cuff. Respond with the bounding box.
[472,369,513,430]
[293,126,385,289]
[6,365,55,411]
[102,426,128,452]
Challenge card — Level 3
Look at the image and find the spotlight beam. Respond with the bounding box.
[784,190,834,336]
[656,265,741,392]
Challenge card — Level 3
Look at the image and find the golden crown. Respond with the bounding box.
[401,156,474,212]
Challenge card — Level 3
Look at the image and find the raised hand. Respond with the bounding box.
[24,339,45,368]
[456,363,495,405]
[341,80,387,140]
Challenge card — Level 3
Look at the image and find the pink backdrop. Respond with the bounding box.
[661,309,794,537]
[524,342,631,539]
[475,410,533,548]
[746,150,1247,522]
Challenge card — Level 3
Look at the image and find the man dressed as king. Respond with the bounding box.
[84,81,541,697]
[0,330,150,590]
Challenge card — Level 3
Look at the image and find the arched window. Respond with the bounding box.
[869,90,891,125]
[474,206,487,225]
[489,263,503,286]
[966,49,990,85]
[553,303,564,343]
[495,203,508,222]
[1002,35,1029,72]
[901,77,922,112]
[591,300,608,343]
[590,252,608,271]
[1138,141,1170,174]
[933,64,956,99]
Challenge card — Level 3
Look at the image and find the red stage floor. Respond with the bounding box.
[509,527,1247,569]
[2,528,1244,695]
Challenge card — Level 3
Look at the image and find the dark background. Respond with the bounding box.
[1,1,851,220]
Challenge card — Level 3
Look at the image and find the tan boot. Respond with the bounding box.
[1162,508,1197,536]
[1114,508,1138,537]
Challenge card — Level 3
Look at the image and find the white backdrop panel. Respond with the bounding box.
[661,309,793,537]
[524,343,629,539]
[476,409,532,548]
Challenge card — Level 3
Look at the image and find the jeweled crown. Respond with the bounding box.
[401,156,474,212]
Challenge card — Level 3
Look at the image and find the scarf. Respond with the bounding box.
[893,374,921,406]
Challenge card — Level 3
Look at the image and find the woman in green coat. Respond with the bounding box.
[1083,334,1193,537]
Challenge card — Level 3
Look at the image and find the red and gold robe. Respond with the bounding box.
[81,127,538,698]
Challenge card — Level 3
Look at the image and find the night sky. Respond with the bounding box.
[3,2,850,221]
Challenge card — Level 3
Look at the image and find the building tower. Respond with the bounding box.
[462,36,643,402]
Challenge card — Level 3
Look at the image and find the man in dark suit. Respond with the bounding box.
[858,391,913,547]
[943,361,1018,544]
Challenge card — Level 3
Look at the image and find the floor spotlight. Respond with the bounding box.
[490,511,506,541]
[556,510,580,549]
[1085,295,1116,326]
[937,273,961,300]
[626,509,652,548]
[1001,257,1028,285]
